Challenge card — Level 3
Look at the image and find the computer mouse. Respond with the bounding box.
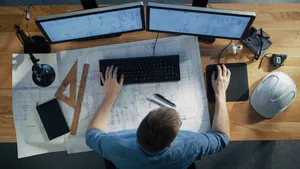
[214,64,223,80]
[250,72,297,118]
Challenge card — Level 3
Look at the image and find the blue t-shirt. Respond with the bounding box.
[86,128,229,169]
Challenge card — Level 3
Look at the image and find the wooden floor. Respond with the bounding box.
[0,4,300,142]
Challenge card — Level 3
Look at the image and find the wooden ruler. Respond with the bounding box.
[55,60,90,135]
[70,64,89,135]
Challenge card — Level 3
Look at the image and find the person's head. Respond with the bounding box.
[137,107,181,153]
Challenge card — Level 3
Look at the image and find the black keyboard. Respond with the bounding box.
[99,55,180,85]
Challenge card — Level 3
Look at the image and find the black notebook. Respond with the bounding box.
[36,99,70,140]
[206,63,249,102]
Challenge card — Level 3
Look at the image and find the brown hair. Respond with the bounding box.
[137,107,181,152]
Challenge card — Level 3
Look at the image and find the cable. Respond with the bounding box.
[153,32,160,56]
[217,40,232,63]
[257,38,263,59]
[27,4,32,11]
[253,29,264,60]
[25,4,32,20]
[255,39,264,60]
[207,3,212,8]
[25,24,35,43]
[152,0,163,56]
[26,24,31,37]
[258,53,271,69]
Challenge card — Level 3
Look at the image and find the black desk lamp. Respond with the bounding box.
[29,53,55,87]
[14,24,55,87]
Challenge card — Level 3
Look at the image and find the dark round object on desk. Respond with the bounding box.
[32,64,55,87]
[24,35,51,53]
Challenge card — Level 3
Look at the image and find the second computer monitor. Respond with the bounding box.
[147,3,256,40]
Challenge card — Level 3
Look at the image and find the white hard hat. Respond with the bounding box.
[250,72,297,118]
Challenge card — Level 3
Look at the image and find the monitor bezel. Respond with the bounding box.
[146,3,256,40]
[35,2,145,44]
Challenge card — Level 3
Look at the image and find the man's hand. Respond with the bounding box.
[211,64,231,138]
[211,64,231,99]
[100,65,124,100]
[88,65,124,131]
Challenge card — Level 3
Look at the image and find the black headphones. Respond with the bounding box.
[14,24,51,54]
[14,24,55,87]
[24,35,51,54]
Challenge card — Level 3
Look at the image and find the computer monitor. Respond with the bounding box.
[147,3,256,40]
[36,2,145,44]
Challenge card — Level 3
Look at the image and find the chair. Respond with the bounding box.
[104,159,196,169]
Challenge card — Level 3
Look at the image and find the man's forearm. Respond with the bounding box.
[212,93,230,138]
[88,96,116,132]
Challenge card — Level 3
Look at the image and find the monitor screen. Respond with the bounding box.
[147,3,255,39]
[36,2,145,43]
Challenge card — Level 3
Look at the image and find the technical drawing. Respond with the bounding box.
[68,36,211,135]
[12,36,211,156]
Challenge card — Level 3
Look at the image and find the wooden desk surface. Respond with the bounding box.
[0,4,299,142]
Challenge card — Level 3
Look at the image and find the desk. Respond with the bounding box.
[0,4,299,142]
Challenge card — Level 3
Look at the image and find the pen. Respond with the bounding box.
[146,98,166,107]
[154,93,176,107]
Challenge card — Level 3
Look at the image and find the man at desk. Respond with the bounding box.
[86,65,231,169]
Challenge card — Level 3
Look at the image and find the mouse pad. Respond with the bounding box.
[36,99,70,140]
[206,63,249,102]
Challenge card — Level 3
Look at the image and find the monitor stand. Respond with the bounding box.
[192,0,216,44]
[81,0,98,10]
[192,0,209,7]
[197,36,216,44]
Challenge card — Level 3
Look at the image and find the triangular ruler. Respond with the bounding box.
[55,60,78,108]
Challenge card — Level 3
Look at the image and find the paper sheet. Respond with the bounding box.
[12,36,211,157]
[57,35,211,153]
[12,54,66,158]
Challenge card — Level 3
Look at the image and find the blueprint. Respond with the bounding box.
[12,54,66,158]
[12,89,67,158]
[58,35,211,153]
[12,36,211,157]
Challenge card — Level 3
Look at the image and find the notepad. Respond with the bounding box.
[36,99,70,140]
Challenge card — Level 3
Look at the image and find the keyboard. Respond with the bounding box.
[99,55,180,85]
